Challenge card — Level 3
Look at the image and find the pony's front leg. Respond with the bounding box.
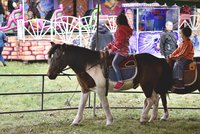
[71,92,89,126]
[96,88,113,126]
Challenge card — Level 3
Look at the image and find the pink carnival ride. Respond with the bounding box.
[0,4,23,33]
[0,4,64,33]
[24,4,64,32]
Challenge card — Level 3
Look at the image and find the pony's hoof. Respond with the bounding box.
[106,123,112,126]
[140,116,148,124]
[149,116,157,122]
[106,119,113,126]
[140,121,147,125]
[148,119,154,122]
[106,122,112,126]
[70,123,79,126]
[160,118,168,121]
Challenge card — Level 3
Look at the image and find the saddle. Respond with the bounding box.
[107,55,137,68]
[106,54,137,82]
[173,62,198,88]
[182,62,197,86]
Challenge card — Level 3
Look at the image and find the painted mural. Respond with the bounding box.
[137,32,178,55]
[122,3,186,56]
[92,0,124,15]
[101,0,124,15]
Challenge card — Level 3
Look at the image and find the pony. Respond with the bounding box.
[47,42,172,125]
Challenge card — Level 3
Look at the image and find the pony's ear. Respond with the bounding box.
[50,42,56,46]
[61,44,67,55]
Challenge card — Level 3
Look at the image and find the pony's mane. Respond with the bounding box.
[135,53,160,62]
[67,44,96,53]
[48,44,101,65]
[65,45,101,65]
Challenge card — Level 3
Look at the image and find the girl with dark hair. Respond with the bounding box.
[7,0,15,13]
[107,13,133,90]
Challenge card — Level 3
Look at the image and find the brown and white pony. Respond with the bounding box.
[47,42,172,125]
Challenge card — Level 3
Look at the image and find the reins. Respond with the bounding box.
[60,67,76,80]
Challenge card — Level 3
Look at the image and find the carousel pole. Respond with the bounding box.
[95,1,109,96]
[22,0,24,20]
[73,0,77,16]
[96,0,100,49]
[22,0,25,42]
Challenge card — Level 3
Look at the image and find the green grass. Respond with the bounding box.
[0,61,200,134]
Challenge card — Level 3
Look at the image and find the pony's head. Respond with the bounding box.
[47,42,68,79]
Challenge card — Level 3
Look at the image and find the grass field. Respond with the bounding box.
[0,61,200,134]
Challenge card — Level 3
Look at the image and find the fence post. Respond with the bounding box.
[78,16,83,47]
[93,92,97,117]
[41,75,45,111]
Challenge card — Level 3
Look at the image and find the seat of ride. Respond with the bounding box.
[107,54,136,68]
[183,62,197,85]
[173,61,198,89]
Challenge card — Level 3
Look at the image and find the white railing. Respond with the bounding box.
[179,14,200,30]
[17,14,200,50]
[179,14,200,50]
[17,15,117,48]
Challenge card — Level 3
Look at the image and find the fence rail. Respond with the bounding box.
[0,74,200,115]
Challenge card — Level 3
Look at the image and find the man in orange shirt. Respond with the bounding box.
[169,27,194,88]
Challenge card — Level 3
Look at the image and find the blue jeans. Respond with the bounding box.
[173,58,192,80]
[112,53,126,81]
[0,47,6,65]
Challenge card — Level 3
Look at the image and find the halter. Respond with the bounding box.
[60,67,76,80]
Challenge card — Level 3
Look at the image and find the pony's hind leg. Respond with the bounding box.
[149,92,160,122]
[140,97,153,124]
[71,92,89,126]
[160,94,169,121]
[96,88,113,126]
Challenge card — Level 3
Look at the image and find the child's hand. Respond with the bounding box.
[108,49,112,54]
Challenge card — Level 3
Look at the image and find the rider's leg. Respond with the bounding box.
[112,53,126,90]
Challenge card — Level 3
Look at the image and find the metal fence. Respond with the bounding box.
[0,74,84,114]
[0,74,200,116]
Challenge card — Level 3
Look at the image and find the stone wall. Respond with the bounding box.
[2,36,53,61]
[2,33,90,61]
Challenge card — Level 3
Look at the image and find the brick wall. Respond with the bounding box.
[2,36,55,61]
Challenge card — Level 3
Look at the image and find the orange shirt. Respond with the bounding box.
[170,39,194,60]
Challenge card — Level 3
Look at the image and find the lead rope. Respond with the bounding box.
[104,51,109,96]
[105,64,109,96]
[65,83,80,106]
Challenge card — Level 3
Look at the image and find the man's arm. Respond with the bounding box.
[90,33,97,50]
[159,33,166,56]
[3,33,8,42]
